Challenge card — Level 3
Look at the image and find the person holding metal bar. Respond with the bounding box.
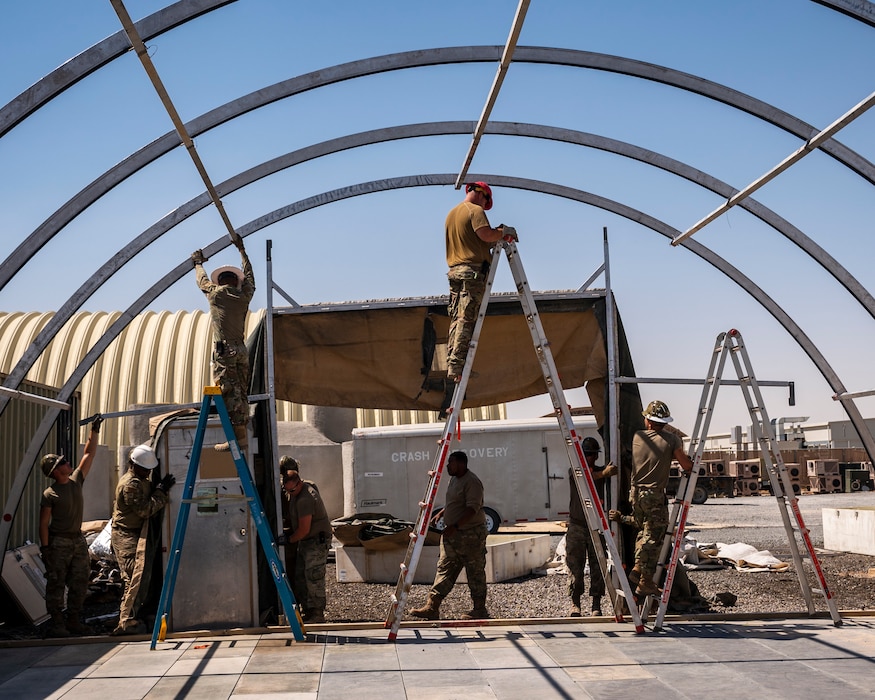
[566,437,616,617]
[191,233,255,451]
[39,414,103,637]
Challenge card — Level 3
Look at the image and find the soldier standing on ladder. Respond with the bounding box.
[191,233,255,450]
[612,400,692,597]
[442,182,515,416]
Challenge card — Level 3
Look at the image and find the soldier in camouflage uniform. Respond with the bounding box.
[441,183,514,417]
[566,436,617,617]
[411,451,489,620]
[282,470,331,623]
[191,233,255,450]
[39,414,103,637]
[110,444,176,635]
[621,400,692,597]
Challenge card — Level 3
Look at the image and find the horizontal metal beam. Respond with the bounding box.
[0,386,70,410]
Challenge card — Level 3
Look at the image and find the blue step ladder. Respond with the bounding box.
[150,386,305,648]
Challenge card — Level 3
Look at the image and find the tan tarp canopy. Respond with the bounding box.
[269,292,629,429]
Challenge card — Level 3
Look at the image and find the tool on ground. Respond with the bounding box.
[384,238,643,639]
[148,387,305,649]
[645,329,842,630]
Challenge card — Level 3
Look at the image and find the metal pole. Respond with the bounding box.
[672,88,875,246]
[109,0,240,245]
[603,228,621,531]
[455,0,531,188]
[0,386,70,410]
[264,241,286,587]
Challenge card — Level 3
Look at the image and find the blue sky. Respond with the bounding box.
[1,1,874,433]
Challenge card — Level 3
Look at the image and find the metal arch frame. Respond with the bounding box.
[0,0,238,138]
[3,122,875,421]
[5,45,875,290]
[814,0,875,27]
[3,173,873,557]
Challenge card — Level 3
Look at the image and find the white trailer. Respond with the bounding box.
[345,416,601,532]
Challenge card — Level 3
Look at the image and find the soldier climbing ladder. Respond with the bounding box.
[385,238,643,639]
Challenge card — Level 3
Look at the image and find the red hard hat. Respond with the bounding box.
[465,181,493,210]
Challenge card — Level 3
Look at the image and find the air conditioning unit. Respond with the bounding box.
[729,460,760,478]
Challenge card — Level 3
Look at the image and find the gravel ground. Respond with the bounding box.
[324,547,875,623]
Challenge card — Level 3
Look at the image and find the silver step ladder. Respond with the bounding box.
[149,386,305,649]
[651,329,842,630]
[384,244,503,640]
[385,239,643,638]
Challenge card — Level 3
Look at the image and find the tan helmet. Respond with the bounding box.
[210,265,243,288]
[643,400,673,424]
[40,453,67,477]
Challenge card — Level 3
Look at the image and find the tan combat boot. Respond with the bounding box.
[46,612,70,638]
[411,593,443,620]
[569,596,582,617]
[215,424,248,452]
[460,596,489,620]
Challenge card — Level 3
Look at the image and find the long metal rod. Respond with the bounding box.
[74,393,269,424]
[602,228,621,532]
[0,386,70,410]
[264,241,286,545]
[616,377,790,387]
[108,0,240,243]
[454,0,530,188]
[833,388,875,400]
[672,88,875,246]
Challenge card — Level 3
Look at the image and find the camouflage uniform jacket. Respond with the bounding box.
[196,250,255,347]
[112,470,169,530]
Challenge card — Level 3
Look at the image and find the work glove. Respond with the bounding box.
[191,249,207,265]
[39,545,50,561]
[607,509,622,523]
[501,225,518,242]
[601,462,617,478]
[230,232,245,251]
[90,413,103,434]
[157,473,176,492]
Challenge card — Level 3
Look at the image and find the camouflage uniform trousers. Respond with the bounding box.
[446,265,487,376]
[111,526,149,629]
[566,521,606,600]
[631,489,669,580]
[213,347,250,425]
[292,537,330,613]
[431,523,488,600]
[43,535,90,616]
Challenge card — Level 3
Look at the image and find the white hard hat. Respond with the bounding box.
[130,444,159,470]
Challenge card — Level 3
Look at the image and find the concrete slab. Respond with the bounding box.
[1,618,875,699]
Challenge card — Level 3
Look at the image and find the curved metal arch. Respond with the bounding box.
[4,174,873,560]
[814,0,875,27]
[4,1,873,140]
[3,121,874,424]
[4,46,875,291]
[0,0,238,138]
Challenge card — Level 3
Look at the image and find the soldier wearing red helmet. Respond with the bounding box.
[441,183,514,415]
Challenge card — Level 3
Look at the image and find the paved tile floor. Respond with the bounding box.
[1,618,874,699]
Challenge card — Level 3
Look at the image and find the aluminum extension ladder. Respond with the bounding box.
[385,239,643,639]
[647,329,842,630]
[149,387,305,649]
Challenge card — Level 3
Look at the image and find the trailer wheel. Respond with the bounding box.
[483,507,501,534]
[691,486,708,505]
